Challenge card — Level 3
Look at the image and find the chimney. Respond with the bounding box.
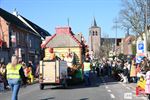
[12,8,18,16]
[55,27,71,34]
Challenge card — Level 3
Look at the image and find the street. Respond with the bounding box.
[1,0,150,100]
[0,75,147,100]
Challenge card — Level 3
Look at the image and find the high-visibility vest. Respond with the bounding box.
[6,64,22,79]
[84,62,91,71]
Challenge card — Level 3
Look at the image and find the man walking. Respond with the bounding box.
[83,58,92,86]
[6,55,26,100]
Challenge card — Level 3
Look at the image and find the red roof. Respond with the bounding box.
[41,34,56,48]
[41,27,82,48]
[124,35,135,42]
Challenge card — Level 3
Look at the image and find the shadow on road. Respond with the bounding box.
[43,73,102,90]
[100,76,119,86]
[41,75,119,90]
[79,97,89,100]
[40,97,55,100]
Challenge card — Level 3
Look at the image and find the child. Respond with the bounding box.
[137,76,146,90]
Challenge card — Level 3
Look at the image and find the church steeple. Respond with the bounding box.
[93,17,97,27]
[91,17,99,28]
[88,17,101,58]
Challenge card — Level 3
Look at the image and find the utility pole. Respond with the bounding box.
[114,18,118,56]
[144,0,150,58]
[145,0,148,57]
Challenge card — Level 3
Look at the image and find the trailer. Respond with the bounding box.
[39,60,68,90]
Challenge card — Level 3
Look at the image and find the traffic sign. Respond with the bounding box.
[138,42,144,50]
[137,41,144,53]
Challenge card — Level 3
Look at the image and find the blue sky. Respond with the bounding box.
[0,0,125,40]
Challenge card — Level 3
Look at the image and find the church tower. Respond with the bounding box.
[88,18,101,58]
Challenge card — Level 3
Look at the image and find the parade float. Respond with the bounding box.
[39,27,86,89]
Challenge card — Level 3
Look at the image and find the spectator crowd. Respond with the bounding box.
[0,59,39,92]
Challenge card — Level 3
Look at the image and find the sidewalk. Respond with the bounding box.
[119,82,137,92]
[127,83,137,90]
[119,82,148,100]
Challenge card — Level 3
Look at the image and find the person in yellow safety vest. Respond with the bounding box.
[83,58,92,86]
[6,55,26,100]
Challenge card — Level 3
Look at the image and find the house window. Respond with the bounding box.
[29,39,32,48]
[16,32,19,45]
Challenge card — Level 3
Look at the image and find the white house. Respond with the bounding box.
[136,31,150,60]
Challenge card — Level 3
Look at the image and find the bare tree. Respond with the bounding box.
[118,0,150,36]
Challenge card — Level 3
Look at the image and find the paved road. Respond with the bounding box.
[0,75,147,100]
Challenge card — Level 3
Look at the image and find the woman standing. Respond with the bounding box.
[130,60,137,83]
[136,63,141,81]
[6,55,26,100]
[145,68,150,100]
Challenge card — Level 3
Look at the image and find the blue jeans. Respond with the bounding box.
[8,79,21,100]
[84,71,91,86]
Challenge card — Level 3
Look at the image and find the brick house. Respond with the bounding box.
[120,35,135,56]
[0,8,50,64]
